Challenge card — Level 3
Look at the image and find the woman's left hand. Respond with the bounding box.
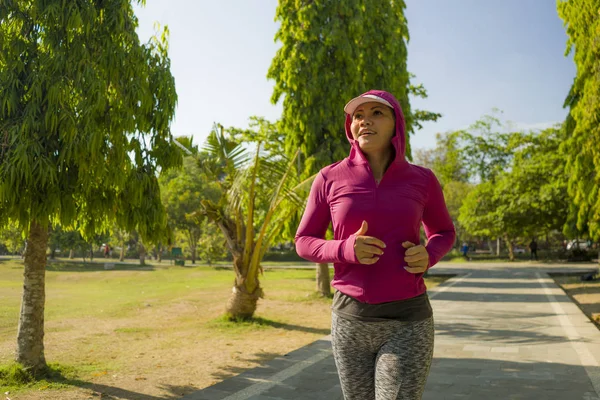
[402,242,429,273]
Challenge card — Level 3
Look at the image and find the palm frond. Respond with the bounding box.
[243,142,262,266]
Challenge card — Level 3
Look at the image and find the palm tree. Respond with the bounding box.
[197,123,312,319]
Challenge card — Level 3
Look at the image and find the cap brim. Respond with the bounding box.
[344,94,394,115]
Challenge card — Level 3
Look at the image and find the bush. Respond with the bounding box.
[568,248,593,262]
[263,249,305,262]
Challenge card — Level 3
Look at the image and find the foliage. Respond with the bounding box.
[268,0,439,169]
[0,0,182,241]
[196,218,228,265]
[47,225,87,258]
[459,127,570,258]
[457,113,518,183]
[159,155,221,263]
[557,0,600,241]
[0,221,24,254]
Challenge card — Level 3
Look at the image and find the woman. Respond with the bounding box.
[295,90,455,400]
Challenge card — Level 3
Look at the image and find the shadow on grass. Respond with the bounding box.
[0,362,200,400]
[45,261,156,272]
[212,266,232,271]
[211,315,330,336]
[262,320,330,335]
[248,317,330,335]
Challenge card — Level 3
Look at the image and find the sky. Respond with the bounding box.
[133,0,576,151]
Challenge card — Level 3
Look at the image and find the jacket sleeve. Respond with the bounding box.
[294,171,358,264]
[423,170,456,267]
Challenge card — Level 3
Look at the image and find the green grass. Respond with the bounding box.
[0,362,85,393]
[0,258,451,395]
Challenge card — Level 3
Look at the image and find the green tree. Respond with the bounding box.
[0,222,25,255]
[413,131,471,247]
[459,128,569,260]
[268,1,440,294]
[0,1,181,373]
[196,218,228,267]
[111,224,131,262]
[64,229,87,260]
[268,0,439,164]
[458,114,517,183]
[47,224,67,259]
[442,181,474,244]
[197,123,311,319]
[558,0,600,243]
[159,155,220,264]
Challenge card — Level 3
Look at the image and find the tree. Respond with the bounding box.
[268,1,440,295]
[159,155,220,264]
[0,222,25,255]
[413,131,472,248]
[196,218,228,267]
[197,123,311,319]
[458,114,517,184]
[47,225,68,259]
[111,224,131,262]
[558,0,600,243]
[459,128,569,260]
[0,2,181,373]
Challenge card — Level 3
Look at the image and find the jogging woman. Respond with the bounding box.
[295,90,455,399]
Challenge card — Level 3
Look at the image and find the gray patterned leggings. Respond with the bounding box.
[331,313,434,400]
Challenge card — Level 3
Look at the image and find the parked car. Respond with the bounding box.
[566,240,591,251]
[513,247,526,254]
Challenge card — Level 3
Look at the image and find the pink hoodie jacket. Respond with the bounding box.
[294,90,455,304]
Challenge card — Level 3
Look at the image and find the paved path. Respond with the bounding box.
[183,262,600,400]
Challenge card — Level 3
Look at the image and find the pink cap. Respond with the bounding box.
[344,94,394,115]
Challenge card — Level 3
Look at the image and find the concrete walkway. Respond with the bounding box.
[183,262,600,400]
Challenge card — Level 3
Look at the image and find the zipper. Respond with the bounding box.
[365,159,395,189]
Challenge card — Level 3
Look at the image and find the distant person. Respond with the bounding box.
[461,242,469,259]
[529,239,538,260]
[295,90,455,399]
[104,244,110,259]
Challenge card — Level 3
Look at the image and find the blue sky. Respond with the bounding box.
[133,0,575,151]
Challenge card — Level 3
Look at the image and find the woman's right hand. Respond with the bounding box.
[353,221,386,264]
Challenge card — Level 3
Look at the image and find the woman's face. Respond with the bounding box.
[350,102,395,155]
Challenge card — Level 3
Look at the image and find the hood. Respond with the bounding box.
[344,89,407,166]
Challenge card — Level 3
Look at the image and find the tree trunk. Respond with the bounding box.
[504,234,514,261]
[49,248,56,260]
[225,284,261,320]
[191,246,196,265]
[225,256,263,320]
[119,244,125,262]
[486,240,494,254]
[89,244,94,262]
[316,263,331,296]
[139,243,146,266]
[496,237,501,256]
[17,220,48,374]
[68,249,74,259]
[157,245,162,263]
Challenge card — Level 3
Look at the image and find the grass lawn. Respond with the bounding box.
[0,259,448,399]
